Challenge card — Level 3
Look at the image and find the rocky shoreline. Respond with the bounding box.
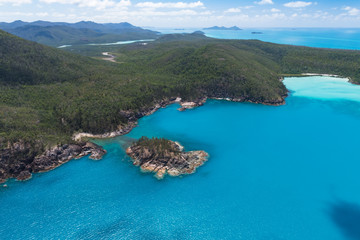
[3,74,358,185]
[0,141,106,183]
[1,93,286,185]
[73,93,286,142]
[126,137,209,179]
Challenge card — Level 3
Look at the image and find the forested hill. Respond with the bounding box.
[0,21,159,46]
[1,29,360,182]
[0,30,101,85]
[114,34,360,85]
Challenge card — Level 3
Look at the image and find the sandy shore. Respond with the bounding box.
[101,52,116,62]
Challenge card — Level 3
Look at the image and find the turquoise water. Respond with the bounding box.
[1,76,360,239]
[285,76,360,102]
[156,28,360,50]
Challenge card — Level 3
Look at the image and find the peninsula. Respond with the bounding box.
[126,137,208,179]
[1,27,360,183]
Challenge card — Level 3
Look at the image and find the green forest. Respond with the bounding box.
[1,29,360,156]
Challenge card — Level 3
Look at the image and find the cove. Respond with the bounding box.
[1,76,360,239]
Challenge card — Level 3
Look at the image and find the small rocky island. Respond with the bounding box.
[126,137,208,179]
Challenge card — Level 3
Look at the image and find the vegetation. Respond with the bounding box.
[1,29,360,155]
[0,21,159,47]
[134,136,181,155]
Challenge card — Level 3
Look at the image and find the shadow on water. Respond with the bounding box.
[329,200,360,240]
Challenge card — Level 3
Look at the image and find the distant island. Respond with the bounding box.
[251,32,263,34]
[126,137,208,179]
[204,26,242,30]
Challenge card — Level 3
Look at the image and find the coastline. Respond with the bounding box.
[3,71,359,184]
[0,142,106,183]
[301,73,358,85]
[73,94,287,142]
[0,88,287,184]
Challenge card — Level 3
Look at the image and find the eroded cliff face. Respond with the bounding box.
[0,141,106,183]
[126,137,208,179]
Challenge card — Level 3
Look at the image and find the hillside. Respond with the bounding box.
[0,21,159,46]
[1,30,360,182]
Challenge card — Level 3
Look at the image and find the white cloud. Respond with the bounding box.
[136,1,204,9]
[0,0,31,5]
[225,8,242,13]
[343,6,360,16]
[255,0,273,5]
[271,13,285,19]
[39,0,130,10]
[284,1,312,8]
[224,5,254,13]
[36,12,49,17]
[242,6,254,9]
[271,8,280,12]
[0,11,34,16]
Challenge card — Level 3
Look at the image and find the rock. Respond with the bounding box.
[181,102,197,108]
[82,142,107,160]
[126,137,209,179]
[16,170,32,181]
[178,97,207,111]
[0,141,107,182]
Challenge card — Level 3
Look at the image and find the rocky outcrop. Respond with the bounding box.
[0,141,106,183]
[178,97,207,111]
[126,137,208,179]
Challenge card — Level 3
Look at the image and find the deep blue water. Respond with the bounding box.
[156,28,360,50]
[1,76,360,239]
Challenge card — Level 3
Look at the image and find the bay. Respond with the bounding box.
[1,76,360,239]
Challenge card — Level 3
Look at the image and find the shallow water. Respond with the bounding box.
[1,76,360,239]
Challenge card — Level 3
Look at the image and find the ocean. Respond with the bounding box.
[156,28,360,50]
[1,30,360,240]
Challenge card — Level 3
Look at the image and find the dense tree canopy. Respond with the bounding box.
[1,30,360,152]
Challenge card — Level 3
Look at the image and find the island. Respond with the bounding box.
[204,26,242,30]
[126,137,209,179]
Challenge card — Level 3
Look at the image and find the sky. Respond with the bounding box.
[0,0,360,28]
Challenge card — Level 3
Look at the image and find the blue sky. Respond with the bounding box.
[0,0,360,27]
